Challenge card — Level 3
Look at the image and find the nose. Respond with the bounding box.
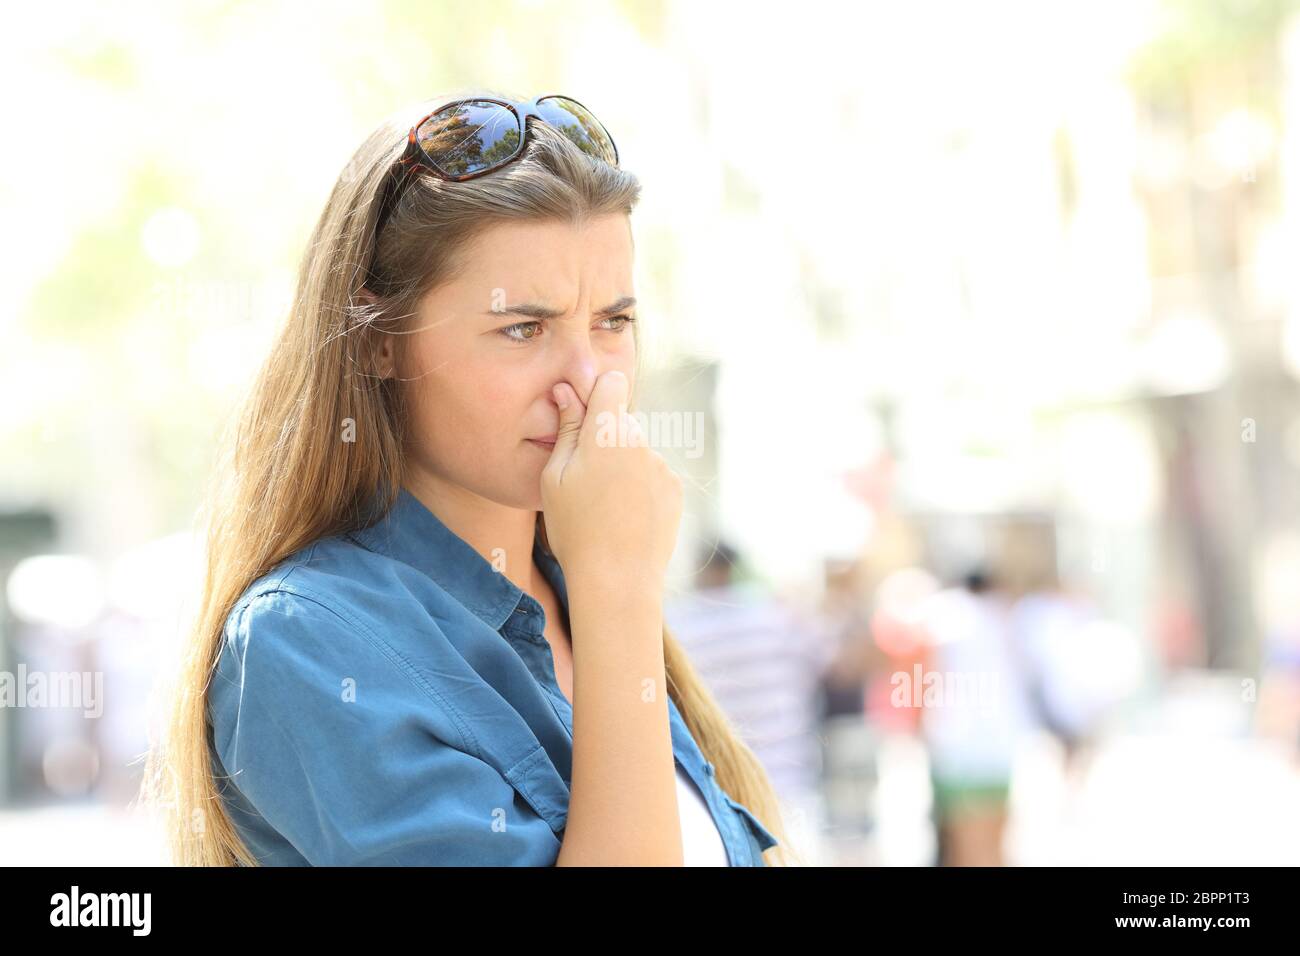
[553,324,601,407]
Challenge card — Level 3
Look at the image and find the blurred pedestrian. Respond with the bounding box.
[918,568,1036,866]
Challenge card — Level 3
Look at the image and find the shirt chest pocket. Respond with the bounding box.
[501,744,778,862]
[501,743,571,835]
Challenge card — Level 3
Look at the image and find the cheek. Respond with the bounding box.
[475,373,535,432]
[423,368,530,453]
[476,377,521,413]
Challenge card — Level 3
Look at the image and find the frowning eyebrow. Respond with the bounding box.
[482,296,636,320]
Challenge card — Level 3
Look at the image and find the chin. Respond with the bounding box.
[490,477,544,512]
[516,483,544,512]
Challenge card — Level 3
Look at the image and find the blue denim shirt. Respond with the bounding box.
[207,486,779,866]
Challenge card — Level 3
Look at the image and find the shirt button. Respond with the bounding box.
[704,762,715,777]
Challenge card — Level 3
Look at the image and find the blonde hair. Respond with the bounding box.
[139,88,798,866]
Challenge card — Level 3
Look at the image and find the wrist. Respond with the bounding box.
[565,563,665,602]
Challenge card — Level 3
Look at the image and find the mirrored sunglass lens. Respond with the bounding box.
[415,101,522,177]
[537,97,617,165]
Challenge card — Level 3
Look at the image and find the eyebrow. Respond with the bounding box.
[482,296,637,320]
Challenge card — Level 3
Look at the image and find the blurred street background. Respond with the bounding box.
[3,0,1300,865]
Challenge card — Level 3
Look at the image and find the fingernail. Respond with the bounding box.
[553,384,569,410]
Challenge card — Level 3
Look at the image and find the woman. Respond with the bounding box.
[141,90,793,866]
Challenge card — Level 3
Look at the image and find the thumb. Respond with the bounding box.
[547,382,585,471]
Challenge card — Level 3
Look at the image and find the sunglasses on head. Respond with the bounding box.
[372,94,619,239]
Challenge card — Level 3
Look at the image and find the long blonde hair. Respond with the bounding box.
[139,88,797,866]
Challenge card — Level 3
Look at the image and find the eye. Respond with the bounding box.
[599,314,636,332]
[496,315,636,343]
[497,321,543,342]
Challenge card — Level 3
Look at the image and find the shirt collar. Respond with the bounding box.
[347,484,568,632]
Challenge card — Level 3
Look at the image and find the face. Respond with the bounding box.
[377,214,638,511]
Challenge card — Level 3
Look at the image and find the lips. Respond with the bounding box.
[527,437,556,451]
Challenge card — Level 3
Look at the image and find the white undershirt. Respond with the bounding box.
[675,763,730,866]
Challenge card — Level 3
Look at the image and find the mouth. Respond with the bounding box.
[526,438,556,451]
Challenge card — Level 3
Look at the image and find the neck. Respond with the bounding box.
[402,470,538,597]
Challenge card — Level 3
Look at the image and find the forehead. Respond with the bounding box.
[445,214,634,304]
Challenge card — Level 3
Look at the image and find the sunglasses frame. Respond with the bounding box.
[372,94,619,240]
[400,93,618,181]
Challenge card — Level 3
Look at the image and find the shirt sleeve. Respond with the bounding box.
[207,588,562,866]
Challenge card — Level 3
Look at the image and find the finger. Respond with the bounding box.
[623,412,646,447]
[547,382,586,473]
[583,369,630,449]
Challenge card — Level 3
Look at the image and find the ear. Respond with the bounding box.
[373,331,396,381]
[356,287,396,380]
